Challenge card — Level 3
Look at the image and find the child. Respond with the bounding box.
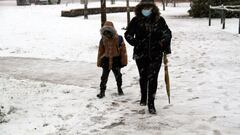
[97,21,128,98]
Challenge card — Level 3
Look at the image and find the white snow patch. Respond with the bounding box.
[0,1,240,135]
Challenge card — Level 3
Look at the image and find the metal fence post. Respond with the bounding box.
[208,0,211,26]
[221,5,224,24]
[222,10,225,29]
[84,0,88,19]
[209,7,211,26]
[239,12,240,34]
[208,4,240,34]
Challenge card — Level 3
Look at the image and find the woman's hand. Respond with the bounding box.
[159,39,165,48]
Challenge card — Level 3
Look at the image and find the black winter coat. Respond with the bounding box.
[125,16,172,60]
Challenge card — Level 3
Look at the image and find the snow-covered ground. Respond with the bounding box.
[1,1,240,135]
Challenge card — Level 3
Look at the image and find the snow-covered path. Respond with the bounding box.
[1,21,240,134]
[1,1,240,135]
[0,57,101,87]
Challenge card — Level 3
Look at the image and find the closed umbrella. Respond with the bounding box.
[163,53,170,104]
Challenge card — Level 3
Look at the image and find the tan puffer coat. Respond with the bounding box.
[97,21,128,69]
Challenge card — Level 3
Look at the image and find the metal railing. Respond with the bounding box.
[209,5,240,34]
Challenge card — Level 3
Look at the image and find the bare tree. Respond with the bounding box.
[162,0,166,10]
[57,0,61,4]
[101,0,106,27]
[84,0,88,19]
[173,0,176,7]
[127,0,130,25]
[165,0,176,7]
[111,0,115,5]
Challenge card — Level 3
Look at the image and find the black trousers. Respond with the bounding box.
[136,56,162,102]
[100,67,122,91]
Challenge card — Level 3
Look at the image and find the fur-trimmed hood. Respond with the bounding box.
[135,1,160,20]
[100,21,117,37]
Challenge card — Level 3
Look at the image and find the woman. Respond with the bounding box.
[124,0,172,114]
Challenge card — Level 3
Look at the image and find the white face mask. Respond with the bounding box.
[141,8,152,17]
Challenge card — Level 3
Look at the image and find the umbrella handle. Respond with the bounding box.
[163,53,168,65]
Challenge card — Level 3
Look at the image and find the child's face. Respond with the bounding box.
[103,30,114,39]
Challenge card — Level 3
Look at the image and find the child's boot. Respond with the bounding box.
[97,84,106,98]
[97,88,105,98]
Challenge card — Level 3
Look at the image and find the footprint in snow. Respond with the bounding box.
[187,88,193,92]
[119,100,128,103]
[213,130,222,135]
[213,101,220,104]
[111,93,120,97]
[102,119,125,129]
[217,86,223,89]
[57,114,73,121]
[86,103,99,110]
[131,109,145,114]
[163,104,173,109]
[90,129,100,133]
[198,70,205,74]
[90,86,98,89]
[188,97,199,101]
[111,102,120,107]
[208,116,217,122]
[224,105,230,111]
[198,82,206,86]
[210,63,216,67]
[197,124,211,130]
[90,116,107,124]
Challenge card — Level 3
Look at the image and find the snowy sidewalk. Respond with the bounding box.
[0,57,101,88]
[1,2,240,135]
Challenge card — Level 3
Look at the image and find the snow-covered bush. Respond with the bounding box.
[189,0,240,18]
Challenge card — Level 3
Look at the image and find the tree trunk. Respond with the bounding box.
[162,0,165,11]
[101,0,107,27]
[84,0,88,19]
[173,0,176,7]
[111,0,115,5]
[127,0,130,25]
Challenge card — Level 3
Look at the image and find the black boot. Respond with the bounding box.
[148,96,156,114]
[97,90,105,98]
[118,87,124,95]
[140,95,147,106]
[148,102,156,114]
[97,86,106,99]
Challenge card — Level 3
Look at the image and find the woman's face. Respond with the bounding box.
[141,7,152,17]
[141,4,153,17]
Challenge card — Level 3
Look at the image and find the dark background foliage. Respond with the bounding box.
[189,0,240,18]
